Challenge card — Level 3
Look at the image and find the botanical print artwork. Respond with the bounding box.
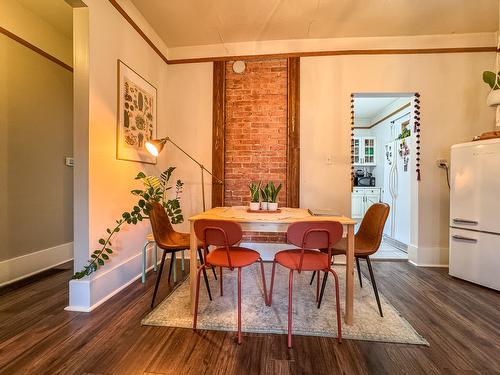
[123,78,154,150]
[117,60,157,164]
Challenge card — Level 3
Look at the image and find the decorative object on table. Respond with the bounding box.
[117,60,157,164]
[72,167,183,279]
[248,181,261,211]
[398,139,410,172]
[145,137,224,211]
[267,181,282,211]
[143,263,428,346]
[260,183,270,210]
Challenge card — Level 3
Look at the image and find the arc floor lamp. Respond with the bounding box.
[145,137,223,211]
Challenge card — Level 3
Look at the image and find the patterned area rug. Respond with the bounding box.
[142,263,428,345]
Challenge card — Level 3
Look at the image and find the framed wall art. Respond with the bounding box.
[117,60,157,164]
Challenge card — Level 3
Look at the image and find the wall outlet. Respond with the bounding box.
[436,159,448,168]
[65,157,74,167]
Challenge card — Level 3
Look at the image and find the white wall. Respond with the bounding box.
[301,52,495,266]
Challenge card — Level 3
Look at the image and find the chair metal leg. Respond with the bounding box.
[219,267,223,296]
[181,250,185,272]
[167,251,175,283]
[316,268,320,302]
[258,258,268,305]
[366,257,383,317]
[268,261,277,306]
[287,269,294,349]
[172,252,177,282]
[310,270,316,285]
[151,249,167,308]
[356,257,363,288]
[197,248,212,301]
[318,271,329,308]
[192,265,205,331]
[237,267,242,345]
[328,268,342,343]
[141,241,148,284]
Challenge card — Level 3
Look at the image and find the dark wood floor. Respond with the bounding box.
[1,260,499,375]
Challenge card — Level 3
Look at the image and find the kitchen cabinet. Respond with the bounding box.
[353,137,376,166]
[351,187,381,219]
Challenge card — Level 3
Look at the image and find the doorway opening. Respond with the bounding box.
[352,93,419,261]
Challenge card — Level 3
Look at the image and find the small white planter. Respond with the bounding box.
[487,90,500,107]
[260,201,268,210]
[268,202,278,211]
[249,202,260,211]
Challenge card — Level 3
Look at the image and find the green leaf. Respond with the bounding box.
[483,71,500,90]
[115,227,120,232]
[106,228,112,234]
[91,254,97,259]
[138,199,145,207]
[105,248,113,254]
[102,254,109,260]
[98,238,106,245]
[93,250,100,254]
[98,258,104,266]
[135,172,146,180]
[131,189,143,195]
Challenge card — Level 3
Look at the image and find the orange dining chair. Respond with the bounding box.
[268,221,344,348]
[193,219,268,345]
[312,203,390,317]
[148,202,215,308]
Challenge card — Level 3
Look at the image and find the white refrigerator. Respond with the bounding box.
[382,116,412,246]
[449,138,500,291]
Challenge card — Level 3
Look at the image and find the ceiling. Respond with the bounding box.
[16,0,73,39]
[130,0,498,48]
[354,97,400,127]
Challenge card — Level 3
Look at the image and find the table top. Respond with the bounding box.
[188,206,356,225]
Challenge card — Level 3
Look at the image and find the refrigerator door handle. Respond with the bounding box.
[452,218,479,225]
[451,234,478,243]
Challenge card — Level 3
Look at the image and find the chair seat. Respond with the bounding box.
[275,249,330,271]
[206,247,260,268]
[330,238,375,257]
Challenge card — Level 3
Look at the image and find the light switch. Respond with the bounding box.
[65,157,74,167]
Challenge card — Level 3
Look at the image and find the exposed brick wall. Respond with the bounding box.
[224,59,288,208]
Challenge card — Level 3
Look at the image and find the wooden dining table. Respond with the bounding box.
[188,206,357,325]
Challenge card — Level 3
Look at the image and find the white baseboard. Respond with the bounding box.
[67,244,158,312]
[0,242,73,287]
[407,245,449,267]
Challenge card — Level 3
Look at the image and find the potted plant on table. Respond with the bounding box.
[248,181,261,211]
[260,183,270,210]
[268,181,282,211]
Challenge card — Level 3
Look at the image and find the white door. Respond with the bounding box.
[450,139,500,234]
[393,138,411,245]
[365,192,380,212]
[382,142,395,236]
[352,193,364,219]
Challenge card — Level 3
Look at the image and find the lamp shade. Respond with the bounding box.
[145,138,166,156]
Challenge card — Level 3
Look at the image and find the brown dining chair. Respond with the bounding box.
[311,203,390,317]
[149,201,216,308]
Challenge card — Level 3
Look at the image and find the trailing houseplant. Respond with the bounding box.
[483,70,500,106]
[268,181,282,211]
[72,167,184,279]
[248,181,261,210]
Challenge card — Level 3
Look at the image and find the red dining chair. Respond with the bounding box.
[268,221,344,348]
[193,219,268,344]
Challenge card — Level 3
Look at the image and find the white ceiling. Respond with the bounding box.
[130,0,498,48]
[16,0,73,39]
[354,97,400,127]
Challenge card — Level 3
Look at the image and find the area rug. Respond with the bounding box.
[142,263,428,346]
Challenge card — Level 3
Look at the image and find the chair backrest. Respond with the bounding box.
[148,201,176,249]
[287,221,344,272]
[194,219,243,269]
[356,203,390,254]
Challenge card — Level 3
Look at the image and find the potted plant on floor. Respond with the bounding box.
[268,181,282,211]
[260,183,270,210]
[249,181,261,211]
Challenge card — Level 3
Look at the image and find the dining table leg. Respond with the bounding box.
[190,220,198,314]
[345,223,354,325]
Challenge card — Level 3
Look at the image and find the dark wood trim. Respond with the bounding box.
[167,46,497,65]
[107,0,169,65]
[211,61,225,207]
[287,57,300,208]
[0,26,73,72]
[353,102,411,129]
